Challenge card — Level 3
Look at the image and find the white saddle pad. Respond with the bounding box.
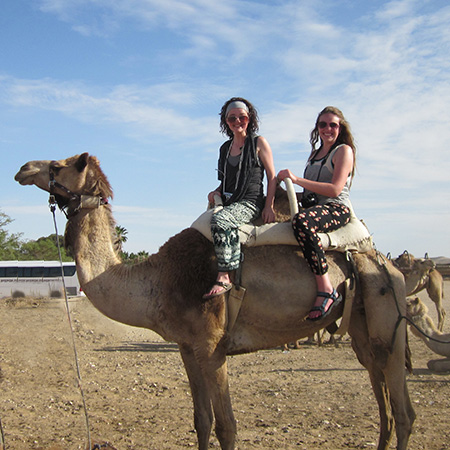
[191,207,373,253]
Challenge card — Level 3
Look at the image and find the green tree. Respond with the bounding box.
[19,234,72,261]
[0,211,23,260]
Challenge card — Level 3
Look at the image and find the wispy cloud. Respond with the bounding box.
[0,76,221,145]
[3,0,450,256]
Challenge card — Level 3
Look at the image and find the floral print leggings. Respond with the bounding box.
[292,202,350,275]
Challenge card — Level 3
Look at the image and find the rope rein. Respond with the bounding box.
[49,198,92,450]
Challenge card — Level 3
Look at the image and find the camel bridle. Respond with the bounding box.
[48,163,108,217]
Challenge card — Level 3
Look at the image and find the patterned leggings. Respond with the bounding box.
[292,203,350,275]
[211,201,261,272]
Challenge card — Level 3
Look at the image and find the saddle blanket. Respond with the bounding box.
[191,207,373,253]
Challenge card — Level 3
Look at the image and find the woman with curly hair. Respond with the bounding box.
[203,97,277,299]
[277,106,357,320]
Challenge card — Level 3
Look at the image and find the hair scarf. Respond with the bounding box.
[217,133,261,206]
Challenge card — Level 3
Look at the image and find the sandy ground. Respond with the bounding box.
[0,282,449,450]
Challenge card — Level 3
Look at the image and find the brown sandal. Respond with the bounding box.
[202,281,233,300]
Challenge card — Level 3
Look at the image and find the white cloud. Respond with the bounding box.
[0,76,221,145]
[3,0,450,256]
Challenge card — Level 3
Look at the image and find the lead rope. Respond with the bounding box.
[49,198,92,450]
[0,417,5,450]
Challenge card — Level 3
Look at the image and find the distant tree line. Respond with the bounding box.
[0,210,148,262]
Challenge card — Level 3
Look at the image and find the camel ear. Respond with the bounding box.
[76,153,89,172]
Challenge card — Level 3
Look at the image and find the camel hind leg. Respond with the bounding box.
[351,254,415,449]
[350,308,415,450]
[350,308,395,448]
[427,269,445,332]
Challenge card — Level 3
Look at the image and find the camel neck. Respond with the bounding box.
[67,207,163,331]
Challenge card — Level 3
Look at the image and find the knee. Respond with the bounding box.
[369,337,391,369]
[292,212,308,230]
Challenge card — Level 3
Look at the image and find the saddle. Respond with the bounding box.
[191,179,372,254]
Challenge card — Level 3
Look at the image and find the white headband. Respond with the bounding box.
[226,101,249,115]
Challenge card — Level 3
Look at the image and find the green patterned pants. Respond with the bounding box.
[211,201,261,272]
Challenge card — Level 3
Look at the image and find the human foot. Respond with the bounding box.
[307,289,342,321]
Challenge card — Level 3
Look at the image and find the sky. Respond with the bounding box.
[1,0,449,259]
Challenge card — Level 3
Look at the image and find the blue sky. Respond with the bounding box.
[1,0,449,258]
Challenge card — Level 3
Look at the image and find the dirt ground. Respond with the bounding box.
[0,282,449,450]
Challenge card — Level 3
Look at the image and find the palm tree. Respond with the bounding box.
[115,225,128,251]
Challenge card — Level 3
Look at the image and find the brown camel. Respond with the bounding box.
[15,153,415,450]
[406,297,450,373]
[394,251,445,331]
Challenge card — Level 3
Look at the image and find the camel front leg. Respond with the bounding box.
[202,346,236,450]
[179,344,213,450]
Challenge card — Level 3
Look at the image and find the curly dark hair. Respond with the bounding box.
[309,106,357,182]
[219,97,259,138]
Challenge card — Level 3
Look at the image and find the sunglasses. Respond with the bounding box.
[227,115,249,124]
[318,121,339,129]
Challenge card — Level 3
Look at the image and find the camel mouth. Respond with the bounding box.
[14,168,40,185]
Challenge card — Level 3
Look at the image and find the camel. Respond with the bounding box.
[15,153,415,450]
[406,297,450,374]
[394,251,445,331]
[304,251,446,350]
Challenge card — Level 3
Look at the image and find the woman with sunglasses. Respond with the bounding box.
[277,106,356,320]
[203,97,277,299]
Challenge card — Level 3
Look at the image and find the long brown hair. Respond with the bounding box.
[309,106,357,182]
[219,97,259,138]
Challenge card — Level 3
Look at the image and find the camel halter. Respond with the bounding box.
[48,163,108,217]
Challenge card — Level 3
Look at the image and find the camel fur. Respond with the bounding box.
[406,297,450,374]
[15,153,415,450]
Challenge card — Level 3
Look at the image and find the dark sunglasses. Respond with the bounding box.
[227,115,249,123]
[318,121,339,129]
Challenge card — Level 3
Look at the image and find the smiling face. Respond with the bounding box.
[317,112,340,147]
[226,108,249,136]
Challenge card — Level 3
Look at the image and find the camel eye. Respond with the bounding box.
[50,164,62,175]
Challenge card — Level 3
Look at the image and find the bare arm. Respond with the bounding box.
[257,136,277,223]
[207,184,222,204]
[277,145,353,198]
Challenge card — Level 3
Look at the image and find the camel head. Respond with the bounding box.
[15,153,113,212]
[406,296,428,320]
[394,251,415,269]
[394,251,435,275]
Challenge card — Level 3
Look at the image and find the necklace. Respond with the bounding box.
[223,139,245,195]
[230,137,245,155]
